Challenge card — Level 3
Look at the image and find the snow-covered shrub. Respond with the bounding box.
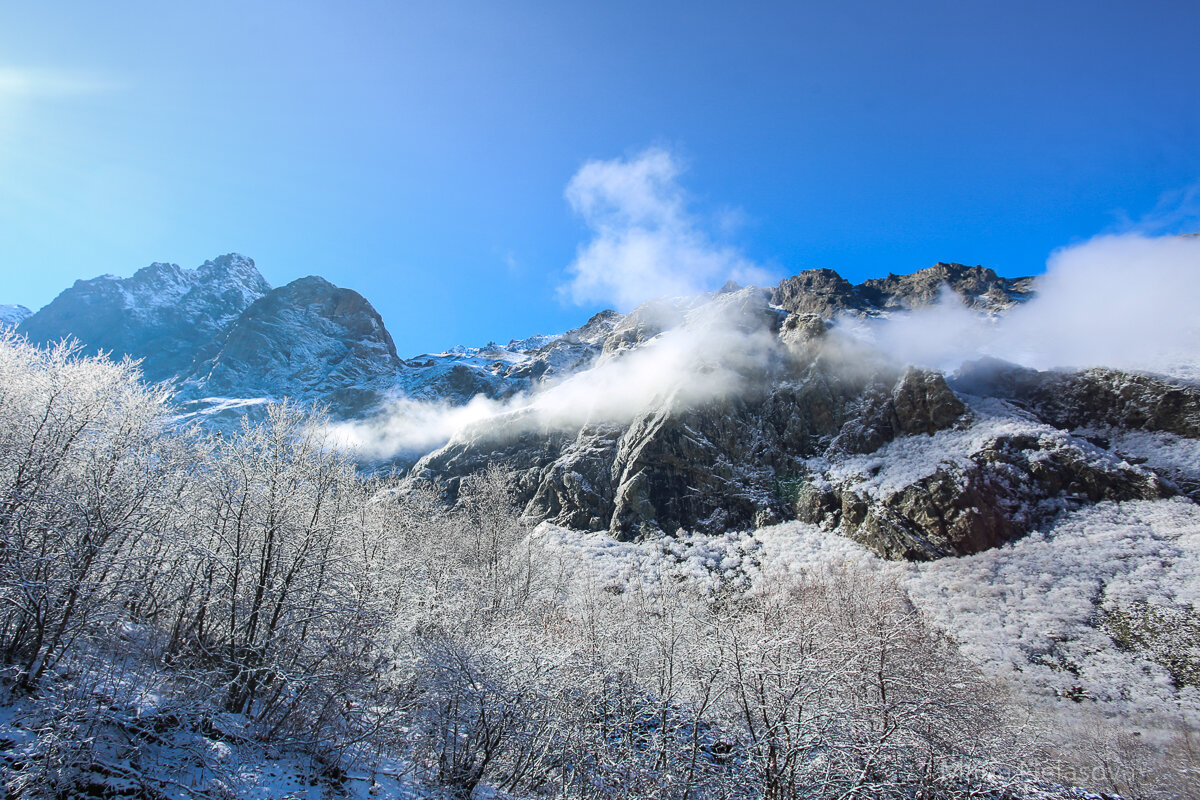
[0,333,181,689]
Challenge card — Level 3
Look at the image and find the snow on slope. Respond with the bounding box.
[535,496,1200,730]
[393,312,617,405]
[807,396,1127,501]
[0,304,31,330]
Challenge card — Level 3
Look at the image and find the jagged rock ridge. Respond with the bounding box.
[19,255,271,382]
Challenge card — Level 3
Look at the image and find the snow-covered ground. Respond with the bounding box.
[536,496,1200,733]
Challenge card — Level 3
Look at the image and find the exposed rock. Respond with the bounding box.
[770,262,1034,319]
[413,350,969,541]
[797,431,1170,560]
[777,312,827,352]
[829,368,968,455]
[181,276,401,417]
[771,269,863,317]
[953,358,1200,438]
[859,263,1035,313]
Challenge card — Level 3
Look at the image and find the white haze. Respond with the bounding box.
[330,293,780,459]
[560,147,773,310]
[836,233,1200,379]
[332,148,785,459]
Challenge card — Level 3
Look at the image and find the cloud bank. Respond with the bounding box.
[836,233,1200,379]
[560,148,772,310]
[330,292,780,459]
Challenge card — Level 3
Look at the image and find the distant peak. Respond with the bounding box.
[131,261,185,282]
[204,252,255,269]
[195,253,271,293]
[198,252,258,275]
[283,274,338,292]
[0,304,31,329]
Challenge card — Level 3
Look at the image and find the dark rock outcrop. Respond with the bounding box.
[770,262,1034,319]
[796,432,1170,560]
[953,359,1200,439]
[859,263,1035,312]
[413,303,973,542]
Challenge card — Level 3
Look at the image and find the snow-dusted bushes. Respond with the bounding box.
[0,334,180,689]
[165,403,399,741]
[0,335,406,796]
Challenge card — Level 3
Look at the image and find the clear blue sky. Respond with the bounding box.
[2,0,1198,355]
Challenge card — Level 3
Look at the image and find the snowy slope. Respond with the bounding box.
[0,304,30,330]
[18,254,270,382]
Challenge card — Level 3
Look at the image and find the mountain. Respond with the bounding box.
[410,279,1192,560]
[393,310,620,404]
[16,255,1200,564]
[0,304,31,330]
[19,254,270,382]
[178,275,403,420]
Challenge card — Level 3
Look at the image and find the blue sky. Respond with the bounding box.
[1,0,1198,355]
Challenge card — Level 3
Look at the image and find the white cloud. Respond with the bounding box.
[560,147,772,309]
[329,289,781,459]
[836,233,1200,379]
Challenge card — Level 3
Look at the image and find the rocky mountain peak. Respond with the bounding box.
[859,262,1034,311]
[0,304,31,330]
[195,253,271,293]
[19,256,273,382]
[180,275,402,417]
[770,268,860,316]
[769,262,1034,318]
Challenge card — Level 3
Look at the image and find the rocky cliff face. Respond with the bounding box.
[410,265,1195,561]
[180,276,402,418]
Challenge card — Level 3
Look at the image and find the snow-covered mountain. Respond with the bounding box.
[0,304,31,330]
[393,310,619,404]
[18,254,270,382]
[175,275,404,426]
[15,253,1200,567]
